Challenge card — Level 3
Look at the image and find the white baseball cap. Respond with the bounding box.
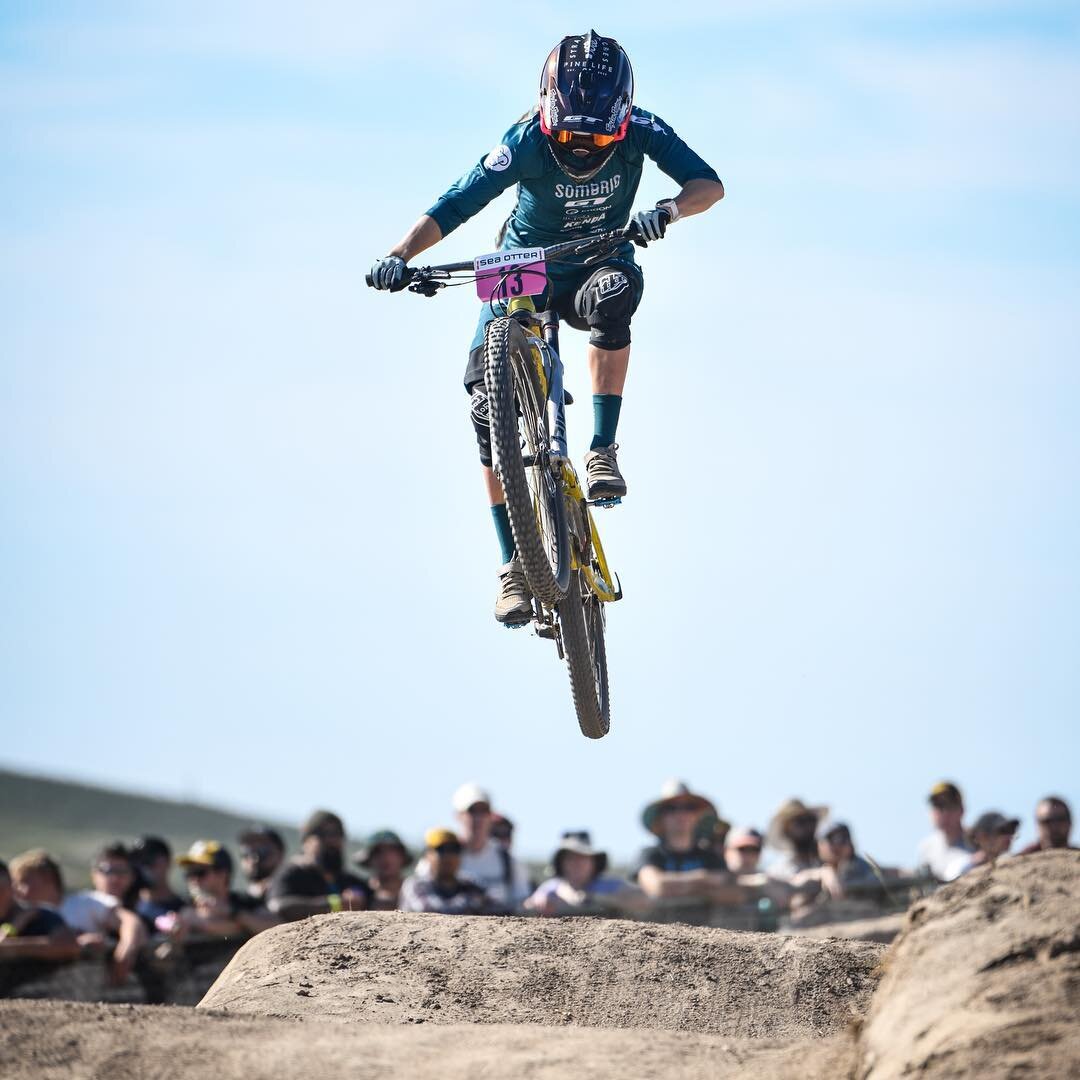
[452,782,493,813]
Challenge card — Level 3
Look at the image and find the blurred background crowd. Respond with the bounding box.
[2,778,1073,987]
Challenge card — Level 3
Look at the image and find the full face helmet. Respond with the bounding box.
[539,30,634,181]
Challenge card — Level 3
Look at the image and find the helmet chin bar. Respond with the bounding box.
[547,138,616,182]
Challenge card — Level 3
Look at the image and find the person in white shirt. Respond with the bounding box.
[59,843,146,984]
[450,782,530,911]
[916,781,974,882]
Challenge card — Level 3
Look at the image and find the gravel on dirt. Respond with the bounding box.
[198,912,885,1039]
[858,849,1080,1079]
[0,999,858,1080]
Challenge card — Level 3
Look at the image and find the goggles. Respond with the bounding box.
[553,129,619,148]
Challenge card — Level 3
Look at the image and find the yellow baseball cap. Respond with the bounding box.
[424,828,460,850]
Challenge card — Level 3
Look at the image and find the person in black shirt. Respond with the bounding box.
[237,825,287,902]
[267,810,371,921]
[634,781,743,904]
[0,859,79,963]
[173,841,278,940]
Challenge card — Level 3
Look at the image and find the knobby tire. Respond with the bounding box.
[484,317,570,604]
[558,569,610,739]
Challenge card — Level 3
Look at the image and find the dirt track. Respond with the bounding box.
[4,852,1078,1080]
[198,912,884,1038]
[0,1000,857,1080]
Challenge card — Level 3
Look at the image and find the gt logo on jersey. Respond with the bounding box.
[484,144,512,172]
[565,195,614,209]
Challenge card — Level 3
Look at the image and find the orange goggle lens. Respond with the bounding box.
[554,129,618,147]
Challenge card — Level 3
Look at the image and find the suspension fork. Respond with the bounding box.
[540,311,568,459]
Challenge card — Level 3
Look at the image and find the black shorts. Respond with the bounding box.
[463,258,644,391]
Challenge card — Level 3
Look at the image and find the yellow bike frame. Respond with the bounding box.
[506,296,622,605]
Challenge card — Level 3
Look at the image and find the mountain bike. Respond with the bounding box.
[366,230,633,738]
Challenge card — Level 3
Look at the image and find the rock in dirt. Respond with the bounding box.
[198,912,884,1039]
[858,849,1080,1078]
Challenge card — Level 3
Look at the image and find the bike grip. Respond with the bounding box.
[365,272,374,288]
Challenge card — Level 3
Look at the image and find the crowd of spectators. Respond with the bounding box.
[1,780,1074,978]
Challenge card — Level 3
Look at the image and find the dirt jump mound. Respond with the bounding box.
[858,849,1080,1078]
[198,911,884,1039]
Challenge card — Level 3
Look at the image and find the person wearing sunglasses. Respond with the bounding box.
[1017,796,1077,855]
[173,840,278,940]
[59,843,147,985]
[634,781,743,904]
[237,825,286,903]
[369,29,724,626]
[398,829,493,915]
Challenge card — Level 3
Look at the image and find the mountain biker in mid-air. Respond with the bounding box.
[370,30,724,626]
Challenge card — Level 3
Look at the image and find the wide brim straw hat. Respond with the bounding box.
[765,798,829,852]
[641,779,717,836]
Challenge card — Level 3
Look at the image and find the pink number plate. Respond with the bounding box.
[474,248,547,302]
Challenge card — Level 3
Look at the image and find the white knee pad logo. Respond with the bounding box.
[596,271,629,299]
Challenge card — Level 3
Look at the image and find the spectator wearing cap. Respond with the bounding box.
[398,829,492,915]
[792,820,877,905]
[59,843,147,984]
[724,828,765,878]
[130,836,185,933]
[172,841,278,939]
[916,781,973,882]
[446,784,530,911]
[633,781,742,903]
[960,812,1020,875]
[267,810,371,921]
[1017,797,1077,855]
[765,799,828,882]
[0,859,79,965]
[525,832,638,916]
[354,831,413,911]
[237,826,286,902]
[9,849,65,910]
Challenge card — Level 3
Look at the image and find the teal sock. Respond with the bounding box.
[491,503,516,564]
[591,394,622,450]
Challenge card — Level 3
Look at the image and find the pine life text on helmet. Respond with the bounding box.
[539,30,634,182]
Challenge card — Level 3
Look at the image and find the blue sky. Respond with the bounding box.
[2,2,1078,868]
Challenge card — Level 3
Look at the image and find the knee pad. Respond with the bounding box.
[576,267,636,351]
[469,384,493,468]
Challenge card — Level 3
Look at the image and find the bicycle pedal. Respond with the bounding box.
[589,496,623,508]
[502,621,529,631]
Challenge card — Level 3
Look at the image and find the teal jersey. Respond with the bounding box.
[426,107,719,280]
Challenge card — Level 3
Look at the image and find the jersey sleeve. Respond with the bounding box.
[630,109,720,186]
[426,120,535,238]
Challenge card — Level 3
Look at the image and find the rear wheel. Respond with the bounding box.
[484,317,570,604]
[558,569,610,739]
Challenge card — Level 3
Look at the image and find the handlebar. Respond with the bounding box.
[367,226,635,294]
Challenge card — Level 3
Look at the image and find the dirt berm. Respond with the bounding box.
[198,911,884,1038]
[858,849,1080,1078]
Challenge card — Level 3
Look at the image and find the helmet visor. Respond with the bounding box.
[554,129,619,148]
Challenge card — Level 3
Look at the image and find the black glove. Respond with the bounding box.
[629,201,678,247]
[369,255,408,291]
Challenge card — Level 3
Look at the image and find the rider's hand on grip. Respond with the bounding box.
[368,255,409,291]
[628,204,673,248]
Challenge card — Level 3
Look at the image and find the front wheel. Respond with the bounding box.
[558,569,610,739]
[484,317,570,604]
